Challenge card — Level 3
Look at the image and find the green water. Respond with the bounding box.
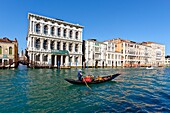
[0,66,170,112]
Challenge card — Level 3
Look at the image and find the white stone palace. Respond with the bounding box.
[26,13,83,68]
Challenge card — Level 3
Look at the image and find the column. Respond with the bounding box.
[65,56,69,66]
[55,55,57,66]
[48,25,51,36]
[60,26,63,38]
[60,41,63,50]
[72,30,75,40]
[40,54,43,65]
[56,26,58,37]
[79,44,82,54]
[48,54,51,66]
[40,23,43,34]
[66,29,69,38]
[79,31,82,41]
[29,20,32,32]
[72,43,75,52]
[54,26,57,36]
[33,37,35,50]
[32,21,35,33]
[61,56,63,66]
[67,29,69,38]
[55,41,57,50]
[33,53,35,62]
[29,53,32,64]
[40,39,43,50]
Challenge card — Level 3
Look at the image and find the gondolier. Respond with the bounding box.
[77,69,83,81]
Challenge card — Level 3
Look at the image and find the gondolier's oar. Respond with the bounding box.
[83,78,92,90]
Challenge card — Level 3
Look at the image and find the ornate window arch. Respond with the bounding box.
[36,23,40,34]
[69,30,72,38]
[75,31,78,39]
[63,29,67,37]
[44,25,48,35]
[35,39,40,49]
[51,26,55,36]
[43,40,48,50]
[50,41,55,50]
[36,54,40,61]
[9,47,12,55]
[58,28,61,36]
[75,44,78,52]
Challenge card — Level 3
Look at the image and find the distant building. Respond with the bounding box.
[103,41,121,67]
[0,37,18,67]
[26,13,83,68]
[142,42,165,66]
[108,38,165,67]
[165,56,170,67]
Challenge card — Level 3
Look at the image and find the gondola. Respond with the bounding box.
[64,73,121,85]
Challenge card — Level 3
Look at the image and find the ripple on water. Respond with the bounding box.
[0,67,170,112]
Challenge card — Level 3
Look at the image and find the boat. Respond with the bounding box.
[64,73,121,85]
[146,66,154,69]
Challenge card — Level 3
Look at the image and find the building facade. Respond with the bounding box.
[103,41,121,67]
[26,13,83,68]
[83,39,121,68]
[142,42,165,66]
[0,37,18,67]
[165,56,170,67]
[83,39,106,68]
[108,38,164,67]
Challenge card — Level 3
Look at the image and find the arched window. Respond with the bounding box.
[58,28,61,36]
[69,30,72,38]
[0,46,2,54]
[9,47,12,55]
[63,42,66,50]
[57,42,60,50]
[63,29,67,37]
[43,40,48,50]
[50,41,55,50]
[51,27,55,36]
[75,44,78,52]
[36,54,40,61]
[36,23,40,33]
[35,39,40,49]
[44,25,48,35]
[75,31,78,39]
[69,43,72,52]
[43,55,48,61]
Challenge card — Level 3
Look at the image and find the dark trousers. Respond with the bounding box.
[78,77,82,81]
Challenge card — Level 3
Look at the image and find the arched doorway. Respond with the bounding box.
[102,61,104,68]
[95,60,98,68]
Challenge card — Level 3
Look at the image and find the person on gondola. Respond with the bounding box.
[77,69,83,81]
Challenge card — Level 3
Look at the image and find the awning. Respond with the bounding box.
[51,50,69,56]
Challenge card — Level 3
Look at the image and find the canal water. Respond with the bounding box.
[0,66,170,112]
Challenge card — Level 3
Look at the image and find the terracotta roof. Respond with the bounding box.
[0,37,17,43]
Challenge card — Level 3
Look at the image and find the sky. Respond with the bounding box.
[0,0,170,55]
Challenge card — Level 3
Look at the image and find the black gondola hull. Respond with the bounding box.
[64,73,120,85]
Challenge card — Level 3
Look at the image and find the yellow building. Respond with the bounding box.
[0,37,18,68]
